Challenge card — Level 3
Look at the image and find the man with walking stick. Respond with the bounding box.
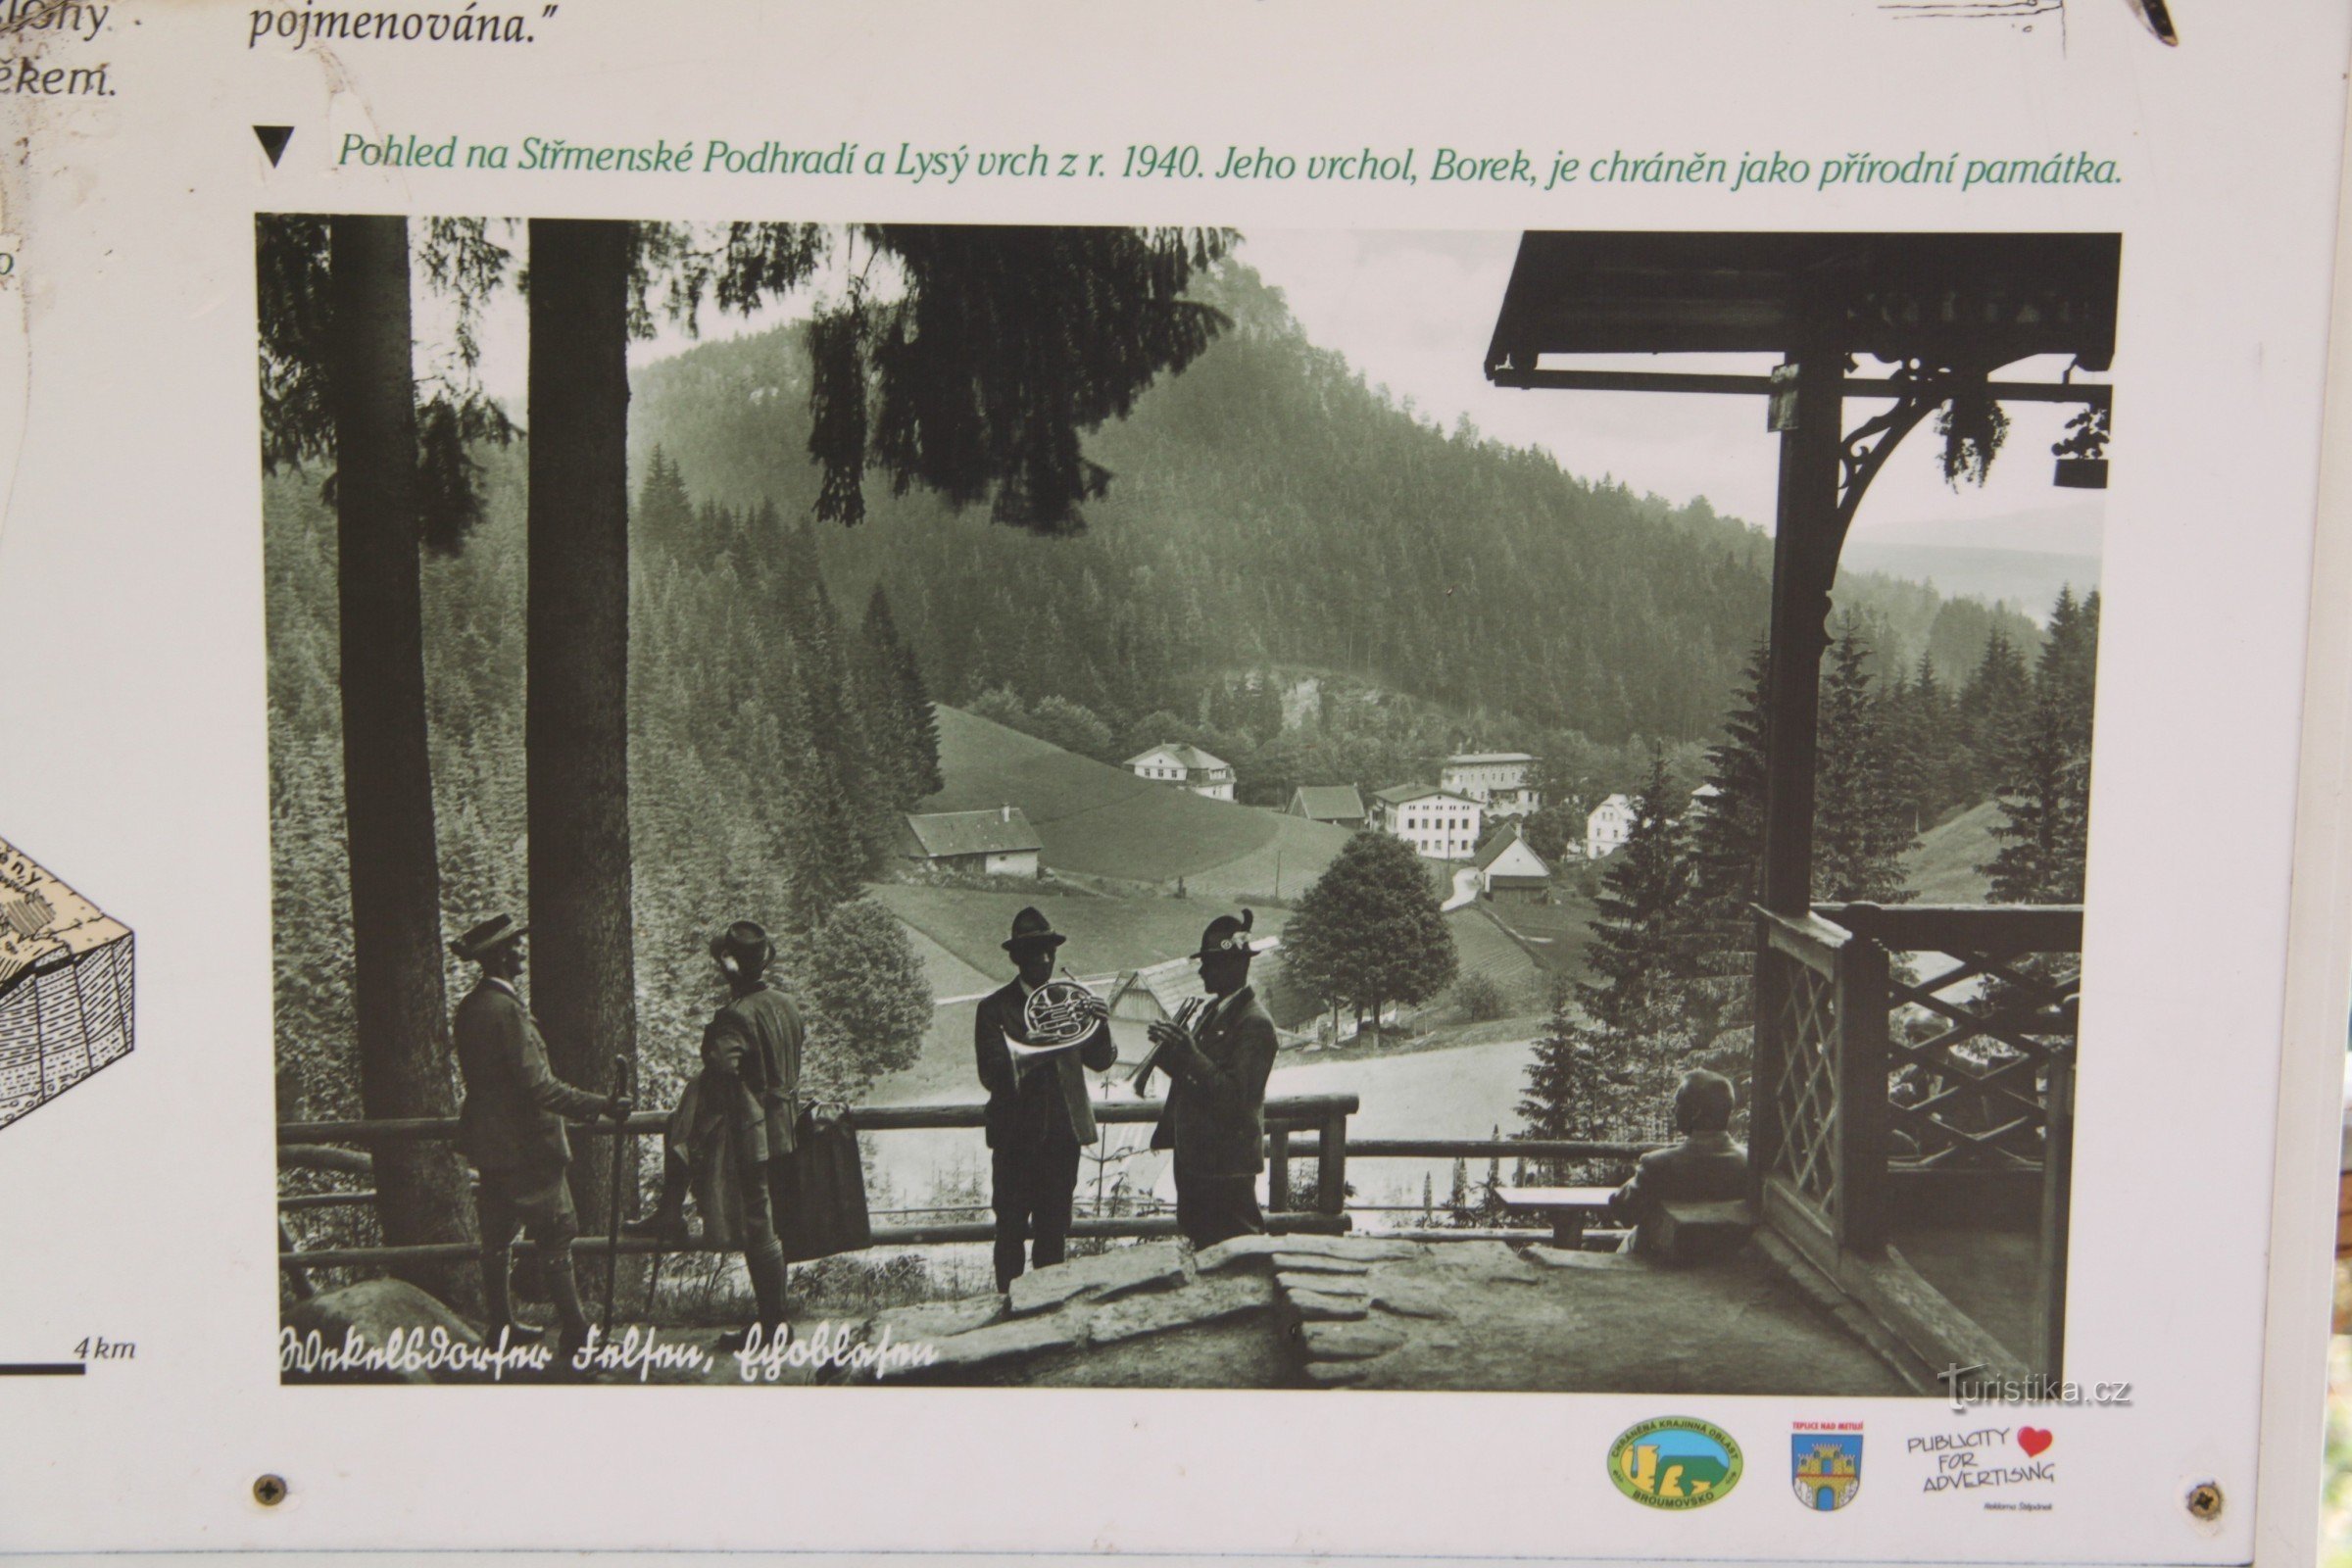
[449,914,631,1375]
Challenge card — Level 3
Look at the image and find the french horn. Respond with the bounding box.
[1022,976,1103,1047]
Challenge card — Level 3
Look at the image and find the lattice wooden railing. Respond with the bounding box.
[1818,903,2082,1176]
[1753,907,1889,1254]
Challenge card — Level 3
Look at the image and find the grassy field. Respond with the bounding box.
[892,921,998,1003]
[1446,906,1544,1004]
[1906,800,1999,903]
[1481,882,1602,979]
[919,706,1360,895]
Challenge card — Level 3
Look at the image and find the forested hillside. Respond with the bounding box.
[629,263,2043,754]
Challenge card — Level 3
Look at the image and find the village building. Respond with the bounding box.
[1370,784,1485,860]
[897,805,1043,878]
[1286,784,1366,828]
[1586,793,1636,860]
[1124,742,1237,803]
[1473,820,1552,904]
[1440,752,1542,817]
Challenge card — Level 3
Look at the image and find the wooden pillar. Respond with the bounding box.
[1748,346,1845,1209]
[1267,1125,1292,1212]
[2035,1050,2075,1379]
[1759,347,1846,916]
[1318,1109,1349,1216]
[1832,910,1890,1255]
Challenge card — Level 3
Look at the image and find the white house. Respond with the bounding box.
[1440,752,1542,817]
[1586,793,1637,860]
[898,805,1043,878]
[1473,820,1552,904]
[1370,784,1485,860]
[1124,742,1237,803]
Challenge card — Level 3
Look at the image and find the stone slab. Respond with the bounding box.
[1286,1287,1369,1322]
[1089,1273,1276,1345]
[1301,1320,1405,1361]
[1271,1251,1372,1275]
[1367,1277,1458,1321]
[919,1310,1090,1374]
[1192,1234,1290,1273]
[1276,1269,1368,1299]
[1526,1245,1648,1271]
[1007,1242,1188,1316]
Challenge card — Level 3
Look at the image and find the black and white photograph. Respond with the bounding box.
[261,219,2116,1393]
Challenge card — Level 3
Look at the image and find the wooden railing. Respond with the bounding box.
[1753,901,2082,1378]
[277,1094,1361,1276]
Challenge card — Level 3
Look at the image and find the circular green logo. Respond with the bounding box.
[1608,1417,1743,1509]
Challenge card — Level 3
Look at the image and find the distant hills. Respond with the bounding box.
[627,263,2055,748]
[1841,544,2099,623]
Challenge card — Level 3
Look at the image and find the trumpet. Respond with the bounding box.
[1021,972,1105,1048]
[1130,994,1207,1096]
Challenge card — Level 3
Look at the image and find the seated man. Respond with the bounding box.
[1608,1068,1748,1255]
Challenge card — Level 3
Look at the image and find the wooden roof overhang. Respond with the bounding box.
[1485,230,2120,386]
[1478,230,2122,924]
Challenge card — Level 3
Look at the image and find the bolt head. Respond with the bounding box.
[2186,1481,2223,1522]
[253,1474,288,1508]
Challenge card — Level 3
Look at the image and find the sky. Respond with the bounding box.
[430,223,2106,553]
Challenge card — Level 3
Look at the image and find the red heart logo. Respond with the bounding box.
[2018,1428,2053,1457]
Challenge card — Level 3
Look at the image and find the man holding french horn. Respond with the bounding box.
[975,906,1117,1292]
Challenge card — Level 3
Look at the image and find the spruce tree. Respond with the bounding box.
[860,584,943,804]
[1573,753,1692,1036]
[1676,641,1769,1054]
[1984,587,2099,905]
[1814,616,1916,904]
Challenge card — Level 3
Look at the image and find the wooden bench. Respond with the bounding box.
[1651,1199,1756,1263]
[1497,1185,1620,1249]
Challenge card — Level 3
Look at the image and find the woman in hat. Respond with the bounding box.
[626,920,804,1349]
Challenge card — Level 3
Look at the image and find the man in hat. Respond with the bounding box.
[626,920,804,1349]
[975,906,1115,1291]
[449,914,630,1367]
[1606,1068,1748,1254]
[1147,909,1279,1249]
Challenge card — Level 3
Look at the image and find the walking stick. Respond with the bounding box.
[601,1054,631,1342]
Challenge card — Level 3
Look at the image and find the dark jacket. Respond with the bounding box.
[1150,986,1278,1178]
[1609,1131,1748,1252]
[975,979,1117,1149]
[689,985,805,1163]
[454,978,607,1176]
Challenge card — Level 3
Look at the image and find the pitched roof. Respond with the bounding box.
[900,807,1042,859]
[1473,821,1550,874]
[1373,783,1479,807]
[1445,752,1536,766]
[1125,742,1231,772]
[1290,785,1366,821]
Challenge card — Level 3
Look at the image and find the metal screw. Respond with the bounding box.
[2186,1481,2223,1522]
[253,1474,288,1508]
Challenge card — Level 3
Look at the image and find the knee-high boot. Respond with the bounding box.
[543,1255,593,1374]
[479,1245,542,1345]
[747,1238,791,1345]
